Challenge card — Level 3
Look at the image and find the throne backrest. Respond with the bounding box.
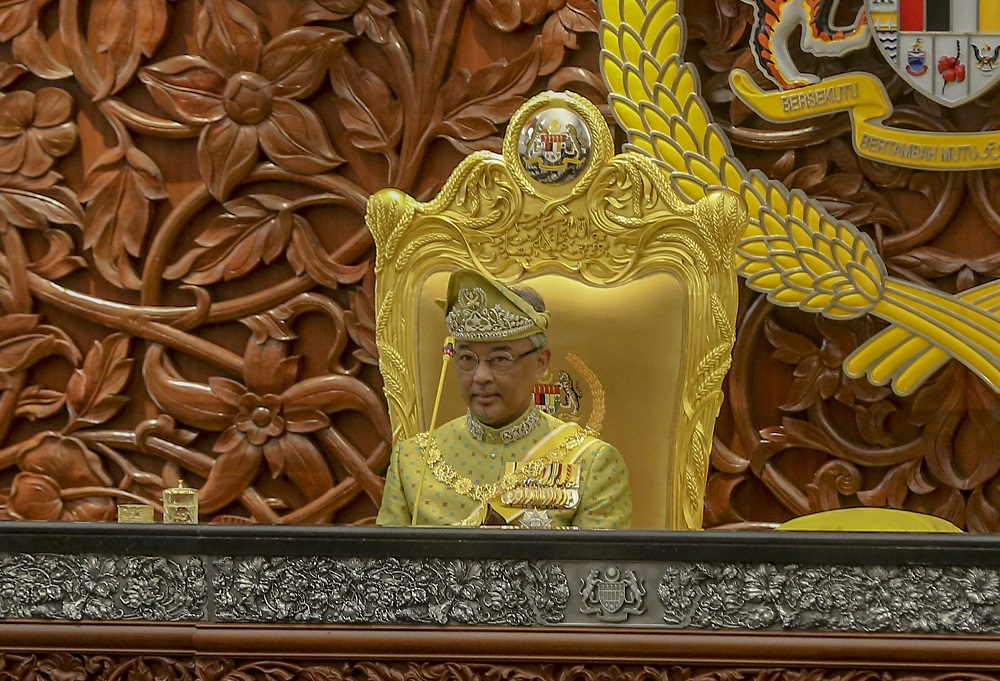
[366,91,747,530]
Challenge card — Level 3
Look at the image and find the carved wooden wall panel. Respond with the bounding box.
[0,0,995,529]
[694,1,1000,531]
[4,657,1000,681]
[0,0,611,524]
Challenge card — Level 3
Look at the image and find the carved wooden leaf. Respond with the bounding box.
[330,53,402,154]
[79,145,168,289]
[539,0,600,75]
[139,56,228,124]
[856,461,921,507]
[90,0,170,96]
[345,271,379,366]
[65,333,133,429]
[350,3,395,43]
[143,346,236,431]
[0,181,84,230]
[0,0,40,41]
[968,485,1000,532]
[438,44,541,149]
[890,248,965,278]
[282,374,392,441]
[164,194,294,285]
[20,434,114,487]
[262,26,348,99]
[199,118,258,200]
[703,473,748,526]
[297,666,345,681]
[853,401,898,447]
[200,433,263,513]
[0,59,26,86]
[784,163,831,191]
[11,25,72,79]
[198,0,265,74]
[290,0,350,24]
[8,472,63,520]
[262,432,334,498]
[9,470,116,521]
[0,314,79,382]
[930,488,966,529]
[241,334,300,394]
[752,418,840,475]
[28,229,86,279]
[287,217,368,288]
[765,317,817,365]
[807,460,861,510]
[473,0,550,31]
[14,386,66,420]
[260,99,343,174]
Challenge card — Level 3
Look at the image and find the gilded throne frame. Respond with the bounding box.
[366,91,747,529]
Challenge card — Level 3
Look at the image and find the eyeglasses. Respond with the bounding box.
[454,348,538,374]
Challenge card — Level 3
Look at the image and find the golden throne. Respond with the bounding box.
[366,91,747,530]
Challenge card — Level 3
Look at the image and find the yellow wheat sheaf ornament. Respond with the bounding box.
[598,0,1000,396]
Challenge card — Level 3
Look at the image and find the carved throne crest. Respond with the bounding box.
[366,91,747,529]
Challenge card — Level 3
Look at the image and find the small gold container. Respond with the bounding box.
[162,480,198,524]
[117,504,155,523]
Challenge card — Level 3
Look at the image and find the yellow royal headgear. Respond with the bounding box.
[439,268,550,342]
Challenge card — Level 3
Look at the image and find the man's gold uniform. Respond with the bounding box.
[377,406,631,528]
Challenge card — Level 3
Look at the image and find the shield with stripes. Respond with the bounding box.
[866,0,1000,106]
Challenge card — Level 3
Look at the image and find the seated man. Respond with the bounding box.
[376,268,632,529]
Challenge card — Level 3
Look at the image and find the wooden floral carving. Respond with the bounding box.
[1,0,998,528]
[0,0,610,523]
[1,654,998,681]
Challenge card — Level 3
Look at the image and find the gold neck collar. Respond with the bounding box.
[466,407,540,444]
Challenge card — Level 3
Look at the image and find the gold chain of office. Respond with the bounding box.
[416,428,590,503]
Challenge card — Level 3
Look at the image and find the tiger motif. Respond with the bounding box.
[743,0,870,89]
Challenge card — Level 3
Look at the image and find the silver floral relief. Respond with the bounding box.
[0,553,207,621]
[659,562,1000,633]
[212,556,570,625]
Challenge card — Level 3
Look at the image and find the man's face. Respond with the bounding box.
[456,339,550,428]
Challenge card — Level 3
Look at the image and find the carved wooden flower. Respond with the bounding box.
[139,4,347,200]
[6,434,115,521]
[144,330,391,515]
[0,88,77,178]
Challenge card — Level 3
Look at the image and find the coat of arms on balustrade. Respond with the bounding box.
[580,566,645,622]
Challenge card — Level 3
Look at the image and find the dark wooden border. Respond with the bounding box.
[3,623,1000,671]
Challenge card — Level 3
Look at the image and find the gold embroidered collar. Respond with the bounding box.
[466,407,540,444]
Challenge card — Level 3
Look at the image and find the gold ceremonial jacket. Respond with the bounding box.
[376,408,632,528]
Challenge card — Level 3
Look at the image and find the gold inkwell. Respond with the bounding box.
[162,480,198,524]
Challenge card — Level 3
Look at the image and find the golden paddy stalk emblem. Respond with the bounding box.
[598,0,1000,396]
